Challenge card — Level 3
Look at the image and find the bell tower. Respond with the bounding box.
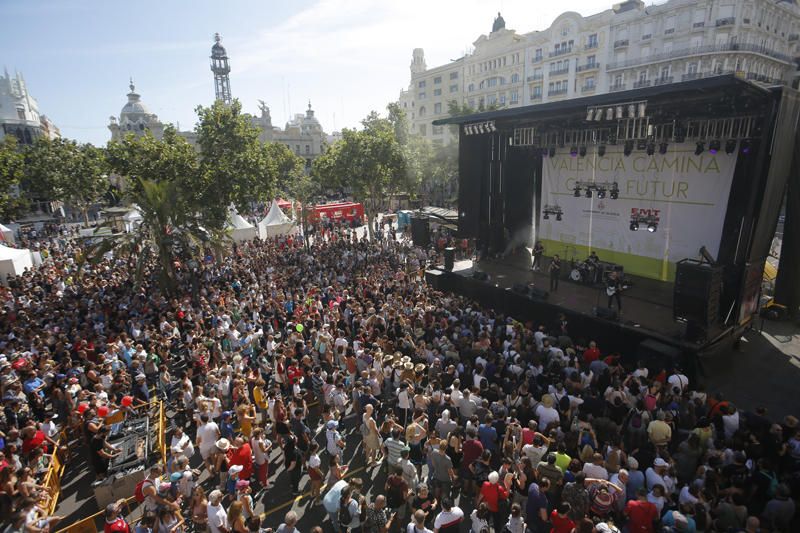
[210,33,232,104]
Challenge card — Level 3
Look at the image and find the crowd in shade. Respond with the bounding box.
[0,220,798,533]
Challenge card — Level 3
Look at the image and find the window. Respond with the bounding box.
[450,72,459,80]
[665,15,676,32]
[418,80,426,88]
[419,124,427,135]
[434,102,442,114]
[613,74,623,86]
[295,145,300,153]
[663,41,673,54]
[305,145,310,154]
[693,8,705,24]
[434,76,441,84]
[16,108,25,120]
[587,34,598,47]
[468,99,475,107]
[660,65,671,79]
[419,106,426,117]
[450,84,458,93]
[511,73,519,83]
[488,78,498,87]
[468,83,475,92]
[638,71,647,82]
[532,86,542,97]
[534,48,543,61]
[718,4,734,19]
[585,76,595,88]
[642,22,652,38]
[434,88,442,96]
[687,62,698,74]
[587,55,596,66]
[499,94,506,105]
[691,36,703,48]
[510,90,519,103]
[419,92,426,99]
[488,95,498,105]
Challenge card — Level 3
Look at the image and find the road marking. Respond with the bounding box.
[261,465,368,519]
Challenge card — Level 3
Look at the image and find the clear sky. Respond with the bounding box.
[1,0,616,146]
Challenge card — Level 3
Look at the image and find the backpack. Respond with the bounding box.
[338,501,353,527]
[134,478,152,504]
[629,410,644,430]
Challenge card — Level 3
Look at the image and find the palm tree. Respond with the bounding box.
[88,178,228,295]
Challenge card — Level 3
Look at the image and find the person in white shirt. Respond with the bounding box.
[582,453,610,480]
[667,371,689,394]
[433,499,464,533]
[535,397,560,431]
[196,414,220,468]
[170,426,194,461]
[206,490,228,533]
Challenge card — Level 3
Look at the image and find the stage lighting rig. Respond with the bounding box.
[598,144,606,156]
[573,186,581,197]
[725,139,737,154]
[740,139,751,154]
[709,139,721,154]
[629,213,658,232]
[570,145,578,157]
[579,146,587,157]
[646,142,655,156]
[463,121,496,136]
[610,182,619,200]
[548,146,556,157]
[542,204,563,221]
[597,187,606,199]
[624,140,634,156]
[695,141,705,155]
[585,188,593,198]
[659,142,668,155]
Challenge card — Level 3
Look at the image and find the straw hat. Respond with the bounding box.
[383,355,394,365]
[215,438,231,451]
[414,363,426,373]
[392,361,403,370]
[403,362,414,371]
[401,356,411,364]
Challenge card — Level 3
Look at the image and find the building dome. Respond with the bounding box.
[120,80,152,117]
[211,33,228,58]
[109,79,163,140]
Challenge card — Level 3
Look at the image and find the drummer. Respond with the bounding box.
[586,251,600,267]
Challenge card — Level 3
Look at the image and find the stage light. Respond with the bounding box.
[608,133,617,145]
[585,187,593,198]
[594,109,604,121]
[598,144,606,156]
[574,187,581,197]
[597,187,606,199]
[624,140,634,156]
[540,147,549,157]
[630,221,639,231]
[570,145,578,157]
[487,122,496,132]
[587,109,595,121]
[695,141,705,155]
[616,106,624,119]
[674,127,686,143]
[638,103,647,118]
[605,108,614,121]
[548,147,556,157]
[709,139,720,154]
[556,212,562,221]
[628,104,636,118]
[741,139,751,154]
[646,142,655,156]
[637,139,647,150]
[543,212,550,220]
[610,188,619,200]
[579,146,587,157]
[725,139,737,154]
[647,221,657,233]
[659,142,668,155]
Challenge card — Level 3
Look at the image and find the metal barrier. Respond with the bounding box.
[40,430,68,516]
[54,496,137,533]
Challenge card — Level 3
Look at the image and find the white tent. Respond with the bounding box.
[258,200,297,239]
[0,245,33,283]
[227,211,258,242]
[0,224,14,244]
[122,206,143,233]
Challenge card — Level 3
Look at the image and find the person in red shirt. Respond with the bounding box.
[624,488,658,533]
[477,472,510,532]
[103,499,131,533]
[583,341,601,364]
[227,435,254,480]
[21,426,54,457]
[460,428,484,494]
[550,502,576,533]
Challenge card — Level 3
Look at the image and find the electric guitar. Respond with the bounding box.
[606,284,628,297]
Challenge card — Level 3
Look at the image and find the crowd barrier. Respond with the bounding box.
[54,496,137,533]
[40,429,68,516]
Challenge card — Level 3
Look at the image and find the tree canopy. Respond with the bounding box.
[0,137,26,220]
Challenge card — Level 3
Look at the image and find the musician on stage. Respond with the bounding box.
[549,255,561,292]
[531,241,544,271]
[587,251,600,267]
[607,271,623,312]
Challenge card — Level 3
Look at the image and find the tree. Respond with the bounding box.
[22,138,109,225]
[313,109,406,238]
[0,137,25,220]
[421,141,458,207]
[195,99,277,226]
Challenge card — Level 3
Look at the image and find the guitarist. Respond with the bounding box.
[606,271,623,312]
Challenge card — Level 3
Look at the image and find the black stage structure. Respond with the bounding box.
[432,76,800,372]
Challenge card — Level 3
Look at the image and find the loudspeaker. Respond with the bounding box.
[529,287,549,300]
[444,247,455,272]
[673,259,722,326]
[410,217,430,247]
[593,306,618,320]
[425,269,444,290]
[473,271,489,281]
[512,283,530,294]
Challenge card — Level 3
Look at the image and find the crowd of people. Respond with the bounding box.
[0,219,798,533]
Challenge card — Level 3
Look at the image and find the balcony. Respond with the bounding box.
[641,33,652,40]
[576,62,600,72]
[527,73,544,82]
[531,93,543,101]
[614,39,629,48]
[548,88,568,96]
[609,83,626,92]
[716,17,735,27]
[605,42,794,70]
[585,42,598,50]
[549,47,573,57]
[581,84,596,93]
[633,79,652,88]
[653,76,674,85]
[549,66,570,76]
[746,72,784,84]
[681,72,702,81]
[664,28,675,35]
[692,21,705,29]
[532,55,543,63]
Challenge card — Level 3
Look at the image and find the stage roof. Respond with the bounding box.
[433,75,774,126]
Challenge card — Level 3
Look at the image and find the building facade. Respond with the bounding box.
[108,80,165,141]
[0,69,60,145]
[400,0,800,145]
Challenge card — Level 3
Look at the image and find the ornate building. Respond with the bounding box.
[0,68,59,145]
[107,79,164,141]
[400,0,800,145]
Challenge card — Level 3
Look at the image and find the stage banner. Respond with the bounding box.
[539,144,737,280]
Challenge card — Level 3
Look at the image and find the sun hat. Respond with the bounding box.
[326,420,338,430]
[653,457,669,467]
[236,479,250,489]
[228,464,243,475]
[215,438,231,451]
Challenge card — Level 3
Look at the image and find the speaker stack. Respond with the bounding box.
[673,259,722,328]
[443,247,455,272]
[410,217,430,247]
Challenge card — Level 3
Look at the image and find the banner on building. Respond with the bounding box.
[538,144,737,280]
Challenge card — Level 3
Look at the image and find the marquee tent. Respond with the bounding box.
[227,211,258,242]
[0,224,14,244]
[0,245,33,283]
[258,200,297,239]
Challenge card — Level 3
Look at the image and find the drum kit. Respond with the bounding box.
[569,259,602,285]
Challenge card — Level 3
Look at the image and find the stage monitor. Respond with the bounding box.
[539,144,737,281]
